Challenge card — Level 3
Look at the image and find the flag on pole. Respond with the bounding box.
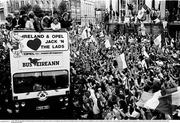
[144,87,180,114]
[116,53,127,71]
[105,35,111,48]
[154,35,162,48]
[137,7,146,20]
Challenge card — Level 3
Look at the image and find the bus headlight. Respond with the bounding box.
[65,102,68,106]
[59,97,63,102]
[21,102,25,107]
[64,97,68,102]
[15,109,19,113]
[15,103,19,108]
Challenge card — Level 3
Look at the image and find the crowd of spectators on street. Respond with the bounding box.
[0,9,180,120]
[70,23,180,120]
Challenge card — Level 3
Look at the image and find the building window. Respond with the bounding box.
[16,2,19,9]
[121,0,126,9]
[21,1,24,6]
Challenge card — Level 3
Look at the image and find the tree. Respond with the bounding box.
[58,1,68,17]
[33,5,43,17]
[20,3,32,15]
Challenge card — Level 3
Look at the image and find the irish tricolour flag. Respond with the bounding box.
[116,53,127,71]
[141,87,180,114]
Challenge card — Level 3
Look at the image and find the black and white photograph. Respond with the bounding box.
[0,0,180,121]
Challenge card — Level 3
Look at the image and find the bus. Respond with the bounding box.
[9,29,70,118]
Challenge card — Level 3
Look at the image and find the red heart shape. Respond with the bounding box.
[27,38,41,51]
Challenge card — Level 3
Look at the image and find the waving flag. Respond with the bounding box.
[142,46,149,58]
[136,91,154,107]
[144,87,180,114]
[137,7,146,20]
[105,39,111,48]
[116,53,127,71]
[162,21,168,29]
[154,35,162,48]
[105,35,112,48]
[81,27,91,40]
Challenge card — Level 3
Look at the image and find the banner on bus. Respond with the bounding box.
[15,32,68,52]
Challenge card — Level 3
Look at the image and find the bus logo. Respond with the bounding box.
[38,91,48,101]
[28,58,41,65]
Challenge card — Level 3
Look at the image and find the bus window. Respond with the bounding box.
[13,70,69,94]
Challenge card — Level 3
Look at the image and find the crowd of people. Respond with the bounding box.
[5,10,72,32]
[70,23,180,120]
[0,9,180,120]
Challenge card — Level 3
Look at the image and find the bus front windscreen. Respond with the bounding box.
[13,70,69,94]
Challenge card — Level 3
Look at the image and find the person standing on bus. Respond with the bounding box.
[51,18,61,31]
[5,14,13,30]
[25,13,34,30]
[41,14,51,29]
[60,12,72,30]
[12,10,23,29]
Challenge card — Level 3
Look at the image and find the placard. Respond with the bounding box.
[16,32,68,52]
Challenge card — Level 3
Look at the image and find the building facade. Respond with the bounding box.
[81,0,95,26]
[70,0,81,24]
[105,0,169,23]
[95,0,106,23]
[4,0,59,14]
[0,1,6,22]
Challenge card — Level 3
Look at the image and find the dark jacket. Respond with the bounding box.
[12,17,24,29]
[60,19,72,30]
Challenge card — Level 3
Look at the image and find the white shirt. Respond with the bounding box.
[51,22,61,30]
[25,19,34,29]
[89,88,100,115]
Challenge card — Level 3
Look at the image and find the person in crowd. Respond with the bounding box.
[5,14,13,30]
[21,14,29,29]
[41,13,51,29]
[12,10,24,29]
[169,8,177,22]
[53,11,60,22]
[33,12,44,32]
[150,8,158,23]
[165,9,170,22]
[156,9,161,19]
[60,12,72,30]
[51,18,61,31]
[25,13,34,30]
